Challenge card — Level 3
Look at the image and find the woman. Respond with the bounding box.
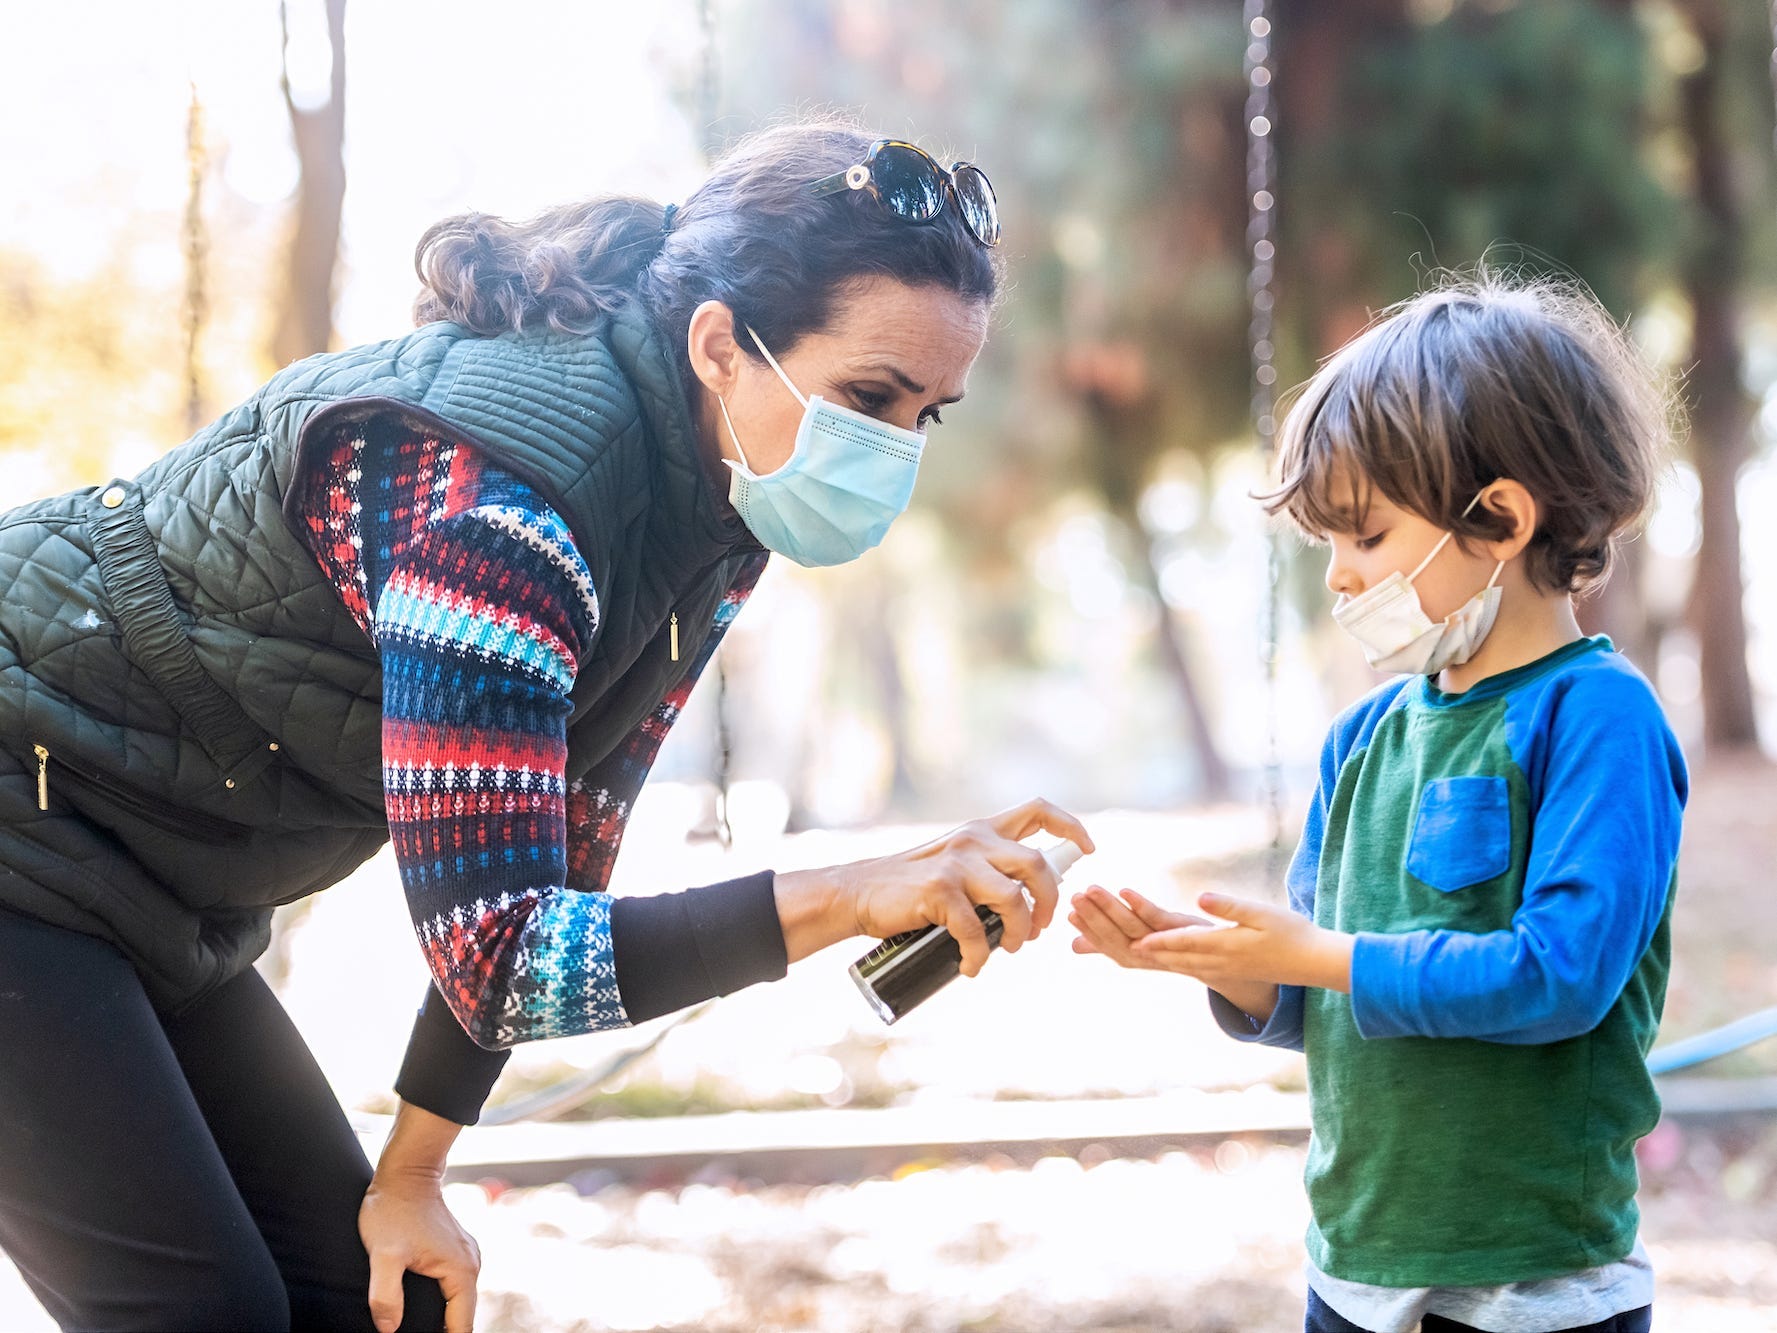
[0,120,1090,1332]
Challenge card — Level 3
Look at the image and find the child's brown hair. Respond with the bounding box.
[1264,271,1678,593]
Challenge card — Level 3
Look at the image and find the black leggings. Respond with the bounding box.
[0,908,446,1331]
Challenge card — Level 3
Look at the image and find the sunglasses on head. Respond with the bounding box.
[809,139,1001,247]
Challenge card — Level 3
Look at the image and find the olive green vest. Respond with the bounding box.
[0,299,760,1009]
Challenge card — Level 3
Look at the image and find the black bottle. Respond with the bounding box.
[848,840,1084,1024]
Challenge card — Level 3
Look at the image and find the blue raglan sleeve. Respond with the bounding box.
[1348,666,1687,1044]
[1207,713,1352,1051]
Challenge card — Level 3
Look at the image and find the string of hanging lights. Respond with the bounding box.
[1243,0,1285,859]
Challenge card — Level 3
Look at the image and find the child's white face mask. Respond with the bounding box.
[1332,490,1505,676]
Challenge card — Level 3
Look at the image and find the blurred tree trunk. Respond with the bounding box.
[271,0,348,365]
[1571,0,1653,667]
[261,0,347,994]
[1120,500,1232,802]
[863,597,918,808]
[1069,343,1232,801]
[1676,0,1760,753]
[846,566,918,811]
[1273,0,1408,356]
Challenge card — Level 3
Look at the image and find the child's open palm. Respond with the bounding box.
[1067,885,1218,971]
[1072,885,1353,995]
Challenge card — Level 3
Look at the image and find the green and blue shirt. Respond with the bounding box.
[1216,637,1686,1288]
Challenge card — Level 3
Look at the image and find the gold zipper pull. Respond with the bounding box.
[33,744,48,811]
[669,612,680,662]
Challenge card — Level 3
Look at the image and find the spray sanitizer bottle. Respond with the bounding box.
[848,839,1086,1024]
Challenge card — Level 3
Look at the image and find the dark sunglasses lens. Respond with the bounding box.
[872,145,944,222]
[951,165,1000,245]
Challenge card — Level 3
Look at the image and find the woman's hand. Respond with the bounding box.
[360,1101,481,1333]
[1131,892,1354,993]
[774,797,1093,974]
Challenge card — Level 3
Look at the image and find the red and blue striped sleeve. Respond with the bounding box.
[298,415,786,1084]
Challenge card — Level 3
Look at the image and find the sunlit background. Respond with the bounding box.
[4,1,1777,1329]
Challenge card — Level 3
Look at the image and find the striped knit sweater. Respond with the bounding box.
[296,412,778,1063]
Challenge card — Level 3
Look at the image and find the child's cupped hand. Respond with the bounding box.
[1067,885,1220,972]
[1070,887,1354,993]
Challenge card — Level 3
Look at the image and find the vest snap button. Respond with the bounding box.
[224,778,236,790]
[268,742,280,752]
[100,486,126,509]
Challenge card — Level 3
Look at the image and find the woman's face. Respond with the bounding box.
[690,275,991,478]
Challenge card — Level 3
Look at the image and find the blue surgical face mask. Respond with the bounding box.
[716,326,926,568]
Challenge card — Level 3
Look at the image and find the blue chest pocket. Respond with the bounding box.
[1407,775,1512,892]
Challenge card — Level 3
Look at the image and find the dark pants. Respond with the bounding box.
[1307,1286,1653,1333]
[0,908,446,1331]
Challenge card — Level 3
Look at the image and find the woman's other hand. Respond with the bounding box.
[774,797,1093,974]
[360,1101,481,1333]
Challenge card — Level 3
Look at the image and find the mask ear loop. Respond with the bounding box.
[1464,488,1509,591]
[1407,487,1496,584]
[1406,530,1457,584]
[745,325,809,408]
[715,395,754,473]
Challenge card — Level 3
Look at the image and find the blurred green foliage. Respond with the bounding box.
[1307,2,1677,320]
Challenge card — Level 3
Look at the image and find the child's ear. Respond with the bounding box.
[1480,479,1538,562]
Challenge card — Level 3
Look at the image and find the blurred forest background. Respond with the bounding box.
[4,0,1776,829]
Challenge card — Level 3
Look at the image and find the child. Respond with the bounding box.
[1071,274,1686,1333]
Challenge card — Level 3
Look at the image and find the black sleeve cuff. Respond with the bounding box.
[611,869,788,1023]
[393,986,512,1126]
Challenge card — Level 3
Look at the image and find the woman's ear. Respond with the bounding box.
[686,300,743,396]
[1480,479,1538,562]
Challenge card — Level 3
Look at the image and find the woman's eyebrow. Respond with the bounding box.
[850,362,967,405]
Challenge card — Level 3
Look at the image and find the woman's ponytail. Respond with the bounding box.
[411,118,998,375]
[411,196,669,336]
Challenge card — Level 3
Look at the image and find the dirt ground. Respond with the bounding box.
[454,1120,1777,1331]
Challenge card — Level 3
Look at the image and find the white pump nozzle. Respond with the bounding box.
[1041,839,1086,879]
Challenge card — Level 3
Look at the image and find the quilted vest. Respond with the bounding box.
[0,298,761,1010]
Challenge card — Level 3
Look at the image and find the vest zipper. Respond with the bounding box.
[27,741,251,842]
[670,611,680,662]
